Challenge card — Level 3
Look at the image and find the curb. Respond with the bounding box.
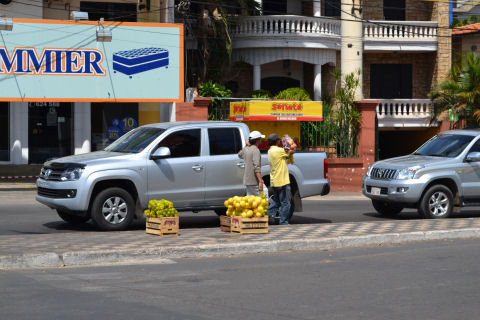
[2,228,480,269]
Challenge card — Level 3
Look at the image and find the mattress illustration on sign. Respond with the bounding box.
[113,48,169,77]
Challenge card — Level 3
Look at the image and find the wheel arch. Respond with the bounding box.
[420,178,459,206]
[88,179,140,217]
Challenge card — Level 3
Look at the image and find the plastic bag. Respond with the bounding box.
[282,135,297,152]
[282,135,296,164]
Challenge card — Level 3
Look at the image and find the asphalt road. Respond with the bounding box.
[2,189,480,235]
[2,239,480,320]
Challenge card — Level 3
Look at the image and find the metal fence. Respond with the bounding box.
[300,112,359,158]
[207,98,359,158]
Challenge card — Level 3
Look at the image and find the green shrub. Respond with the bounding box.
[251,89,273,99]
[274,87,312,101]
[198,81,232,120]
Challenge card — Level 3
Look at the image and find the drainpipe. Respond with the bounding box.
[341,0,363,99]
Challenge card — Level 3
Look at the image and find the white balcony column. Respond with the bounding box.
[341,0,363,99]
[10,102,28,164]
[314,64,322,101]
[313,0,321,17]
[74,102,91,155]
[253,64,261,91]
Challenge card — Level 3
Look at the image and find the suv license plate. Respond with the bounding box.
[371,187,381,195]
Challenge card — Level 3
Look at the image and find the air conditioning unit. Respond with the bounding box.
[70,11,89,21]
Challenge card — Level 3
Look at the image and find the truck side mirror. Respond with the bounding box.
[466,152,480,162]
[150,147,171,160]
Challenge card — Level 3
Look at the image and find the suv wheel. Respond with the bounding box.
[56,209,90,225]
[371,199,403,216]
[91,187,135,231]
[418,185,453,219]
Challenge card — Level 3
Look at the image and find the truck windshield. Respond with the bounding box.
[413,134,474,158]
[104,127,165,153]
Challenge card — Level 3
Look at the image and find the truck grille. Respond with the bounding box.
[38,167,63,181]
[370,168,397,180]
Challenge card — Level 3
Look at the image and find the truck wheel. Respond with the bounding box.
[418,185,453,219]
[215,208,227,216]
[90,187,135,231]
[371,199,403,216]
[56,209,90,225]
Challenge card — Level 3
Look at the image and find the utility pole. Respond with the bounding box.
[341,0,363,99]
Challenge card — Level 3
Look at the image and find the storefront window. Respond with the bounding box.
[91,103,139,151]
[28,102,73,164]
[0,103,9,161]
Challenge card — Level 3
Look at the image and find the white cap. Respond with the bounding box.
[249,130,265,140]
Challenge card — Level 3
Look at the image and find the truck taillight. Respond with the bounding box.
[324,159,328,179]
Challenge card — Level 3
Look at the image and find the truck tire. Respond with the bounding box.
[90,187,135,231]
[418,185,453,219]
[371,199,403,216]
[56,209,90,225]
[215,208,227,216]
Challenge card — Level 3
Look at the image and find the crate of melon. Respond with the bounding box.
[145,199,179,236]
[220,194,269,234]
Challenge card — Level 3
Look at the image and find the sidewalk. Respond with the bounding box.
[2,216,480,269]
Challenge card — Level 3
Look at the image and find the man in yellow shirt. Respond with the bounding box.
[267,133,294,225]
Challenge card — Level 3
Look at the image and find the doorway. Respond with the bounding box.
[0,102,8,161]
[28,102,73,164]
[370,64,412,99]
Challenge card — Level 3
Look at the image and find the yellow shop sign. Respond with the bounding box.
[230,100,323,121]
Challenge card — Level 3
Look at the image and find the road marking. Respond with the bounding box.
[14,182,36,190]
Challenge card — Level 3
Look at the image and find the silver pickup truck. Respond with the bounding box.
[36,121,330,230]
[363,129,480,219]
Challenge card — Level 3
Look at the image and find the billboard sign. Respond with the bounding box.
[230,100,323,121]
[0,19,183,102]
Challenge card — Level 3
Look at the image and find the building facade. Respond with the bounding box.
[215,0,451,159]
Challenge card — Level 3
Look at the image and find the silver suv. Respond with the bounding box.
[363,129,480,219]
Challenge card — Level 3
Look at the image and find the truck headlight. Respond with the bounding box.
[60,168,84,181]
[396,166,422,180]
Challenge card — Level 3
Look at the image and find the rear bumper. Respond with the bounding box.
[321,183,330,196]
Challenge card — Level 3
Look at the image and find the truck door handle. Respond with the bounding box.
[192,164,204,171]
[236,161,245,168]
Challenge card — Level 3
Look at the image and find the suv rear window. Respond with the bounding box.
[208,128,242,155]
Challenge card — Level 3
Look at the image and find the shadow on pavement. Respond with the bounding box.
[290,216,332,224]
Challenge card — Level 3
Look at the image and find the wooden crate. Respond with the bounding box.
[146,216,179,236]
[220,215,268,234]
[219,215,232,232]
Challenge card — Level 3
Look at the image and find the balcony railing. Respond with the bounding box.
[364,21,437,41]
[231,16,437,51]
[231,15,341,38]
[376,99,434,127]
